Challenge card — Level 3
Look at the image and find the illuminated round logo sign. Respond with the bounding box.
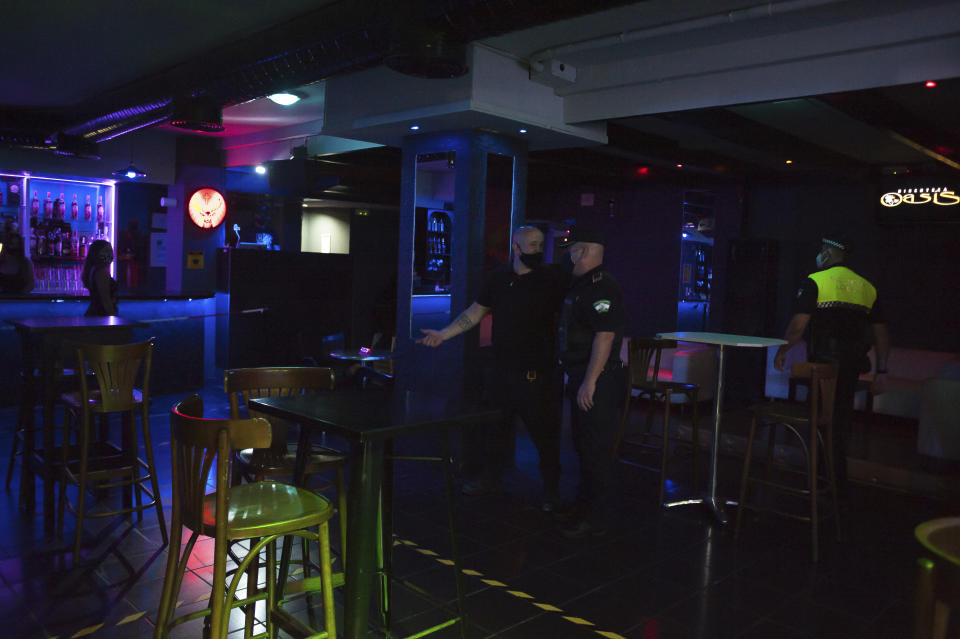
[188,188,227,228]
[880,187,959,208]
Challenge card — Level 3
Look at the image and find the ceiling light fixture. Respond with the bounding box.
[112,162,147,179]
[676,163,684,168]
[925,80,937,88]
[785,160,793,164]
[268,91,306,106]
[170,95,225,132]
[519,128,528,134]
[409,125,420,131]
[254,164,267,175]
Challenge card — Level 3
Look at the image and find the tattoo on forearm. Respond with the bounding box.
[454,311,475,332]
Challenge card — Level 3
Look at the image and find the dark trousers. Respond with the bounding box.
[566,365,627,526]
[813,350,864,484]
[484,366,562,493]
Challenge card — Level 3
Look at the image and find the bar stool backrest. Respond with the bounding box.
[224,367,334,450]
[628,337,677,388]
[170,394,271,533]
[73,338,155,413]
[789,361,839,428]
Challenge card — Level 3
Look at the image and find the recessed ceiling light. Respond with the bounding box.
[925,80,937,88]
[785,160,793,164]
[676,163,683,168]
[519,128,528,134]
[112,162,146,179]
[409,125,420,131]
[268,91,305,106]
[254,165,267,175]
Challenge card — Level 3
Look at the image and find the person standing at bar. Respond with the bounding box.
[418,225,568,511]
[557,226,626,539]
[82,239,118,316]
[773,235,889,486]
[0,234,35,294]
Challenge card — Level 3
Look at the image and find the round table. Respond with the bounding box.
[328,348,396,363]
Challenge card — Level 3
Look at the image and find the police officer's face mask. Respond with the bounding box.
[815,249,828,269]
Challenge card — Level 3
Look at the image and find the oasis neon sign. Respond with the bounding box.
[880,187,960,207]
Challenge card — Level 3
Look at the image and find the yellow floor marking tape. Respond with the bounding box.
[506,590,534,599]
[416,548,439,556]
[70,623,104,638]
[533,602,563,612]
[461,569,483,576]
[480,579,507,587]
[595,631,628,639]
[436,558,455,566]
[117,611,147,626]
[562,616,595,626]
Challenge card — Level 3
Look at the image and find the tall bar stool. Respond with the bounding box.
[734,361,840,562]
[154,395,337,639]
[914,517,960,639]
[224,367,347,561]
[57,338,167,560]
[614,337,700,505]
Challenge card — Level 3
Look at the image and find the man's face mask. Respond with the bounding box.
[815,248,828,269]
[517,247,544,269]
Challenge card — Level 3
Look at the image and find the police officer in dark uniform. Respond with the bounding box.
[558,226,626,538]
[418,226,568,510]
[774,235,889,484]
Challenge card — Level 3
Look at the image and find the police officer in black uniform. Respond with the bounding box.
[418,225,568,510]
[774,235,889,484]
[558,226,626,539]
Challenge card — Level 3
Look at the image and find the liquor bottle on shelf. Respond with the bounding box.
[37,226,45,256]
[55,193,65,220]
[52,225,62,257]
[29,227,37,255]
[96,196,104,223]
[31,191,39,220]
[84,194,92,221]
[43,192,53,220]
[71,234,79,258]
[62,225,72,257]
[78,234,87,259]
[70,194,79,220]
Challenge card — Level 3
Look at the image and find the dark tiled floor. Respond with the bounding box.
[0,382,955,639]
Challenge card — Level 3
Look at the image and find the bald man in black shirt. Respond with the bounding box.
[418,226,568,511]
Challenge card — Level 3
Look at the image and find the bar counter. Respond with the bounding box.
[0,291,216,407]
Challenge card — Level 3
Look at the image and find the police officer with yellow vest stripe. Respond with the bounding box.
[774,235,889,484]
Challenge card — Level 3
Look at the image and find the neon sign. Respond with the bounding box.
[880,187,960,207]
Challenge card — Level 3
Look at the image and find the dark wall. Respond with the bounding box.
[527,179,743,339]
[116,182,167,293]
[350,207,399,348]
[743,178,960,352]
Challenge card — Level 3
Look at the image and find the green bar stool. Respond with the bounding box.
[153,395,338,639]
[915,517,960,639]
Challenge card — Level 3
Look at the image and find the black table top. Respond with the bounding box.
[250,389,498,443]
[5,316,147,331]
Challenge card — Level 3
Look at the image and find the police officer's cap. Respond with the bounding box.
[821,235,853,254]
[567,225,606,246]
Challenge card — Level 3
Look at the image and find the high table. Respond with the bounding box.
[657,331,786,525]
[6,316,146,534]
[251,388,498,639]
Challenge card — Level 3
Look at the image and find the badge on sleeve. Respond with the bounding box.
[593,299,612,313]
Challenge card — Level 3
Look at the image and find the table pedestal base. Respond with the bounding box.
[664,496,739,525]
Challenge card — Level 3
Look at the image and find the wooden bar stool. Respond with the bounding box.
[614,337,700,505]
[154,395,337,639]
[57,338,167,561]
[914,517,960,639]
[734,361,840,562]
[224,367,347,562]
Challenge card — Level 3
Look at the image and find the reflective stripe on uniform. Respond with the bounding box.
[808,266,877,312]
